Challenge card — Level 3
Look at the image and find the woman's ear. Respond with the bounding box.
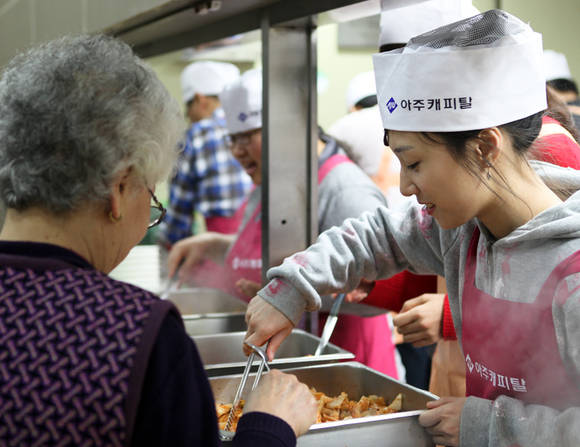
[477,127,502,165]
[109,167,132,221]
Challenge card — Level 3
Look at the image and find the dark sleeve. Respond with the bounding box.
[131,313,297,447]
[131,312,220,447]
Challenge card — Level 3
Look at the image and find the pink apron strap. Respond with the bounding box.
[318,154,352,184]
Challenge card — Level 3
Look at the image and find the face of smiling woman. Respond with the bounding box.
[230,129,262,185]
[388,130,491,230]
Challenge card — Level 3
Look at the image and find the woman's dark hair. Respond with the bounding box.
[547,78,579,96]
[383,110,544,204]
[545,85,580,142]
[379,43,406,53]
[383,111,543,162]
[354,95,378,109]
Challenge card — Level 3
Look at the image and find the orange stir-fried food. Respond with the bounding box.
[310,388,402,423]
[216,400,244,432]
[217,390,403,432]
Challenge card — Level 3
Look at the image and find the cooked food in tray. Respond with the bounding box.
[310,388,403,423]
[217,400,245,432]
[216,390,403,432]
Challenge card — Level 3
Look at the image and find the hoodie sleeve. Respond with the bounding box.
[257,201,447,325]
[460,272,580,447]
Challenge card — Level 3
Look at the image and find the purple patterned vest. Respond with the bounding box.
[0,251,175,446]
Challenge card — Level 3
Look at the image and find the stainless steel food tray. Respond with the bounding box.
[167,288,247,336]
[193,329,354,377]
[167,287,247,316]
[212,361,437,446]
[182,314,247,336]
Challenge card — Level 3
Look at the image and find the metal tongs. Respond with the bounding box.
[314,293,346,356]
[221,341,271,437]
[160,259,184,299]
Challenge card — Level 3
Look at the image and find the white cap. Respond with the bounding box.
[373,9,547,132]
[220,69,262,134]
[180,61,240,103]
[543,49,573,81]
[379,0,480,47]
[329,105,384,176]
[346,71,377,111]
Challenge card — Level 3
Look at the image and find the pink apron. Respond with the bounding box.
[186,204,249,293]
[205,214,244,235]
[462,227,580,410]
[223,199,262,302]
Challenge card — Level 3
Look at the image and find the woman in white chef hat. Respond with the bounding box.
[243,9,580,446]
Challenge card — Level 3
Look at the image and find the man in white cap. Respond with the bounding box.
[158,61,252,250]
[544,49,580,129]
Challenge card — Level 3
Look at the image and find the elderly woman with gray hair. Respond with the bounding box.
[0,34,316,446]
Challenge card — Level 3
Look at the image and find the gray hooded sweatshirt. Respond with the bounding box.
[257,161,580,446]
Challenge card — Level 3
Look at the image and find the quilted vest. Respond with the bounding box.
[0,252,175,446]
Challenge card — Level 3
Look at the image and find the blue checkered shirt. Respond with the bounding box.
[158,108,252,245]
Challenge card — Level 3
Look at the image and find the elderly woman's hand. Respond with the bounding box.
[167,232,235,282]
[392,293,445,347]
[244,369,318,437]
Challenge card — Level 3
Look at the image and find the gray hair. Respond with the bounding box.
[0,34,183,213]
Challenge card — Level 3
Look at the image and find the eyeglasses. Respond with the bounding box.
[148,188,166,229]
[227,129,260,149]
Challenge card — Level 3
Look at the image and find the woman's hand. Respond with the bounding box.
[235,279,261,298]
[344,278,375,303]
[244,296,294,361]
[419,397,466,446]
[392,293,444,347]
[167,232,234,282]
[244,369,318,437]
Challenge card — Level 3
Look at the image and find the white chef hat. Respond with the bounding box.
[373,9,547,132]
[379,0,480,47]
[543,49,573,81]
[346,71,377,111]
[180,61,240,104]
[220,68,262,134]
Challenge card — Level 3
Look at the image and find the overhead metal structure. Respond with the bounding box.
[106,0,370,281]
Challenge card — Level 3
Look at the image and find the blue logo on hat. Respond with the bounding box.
[386,97,397,114]
[238,112,248,122]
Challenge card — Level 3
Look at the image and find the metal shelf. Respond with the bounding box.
[106,0,369,58]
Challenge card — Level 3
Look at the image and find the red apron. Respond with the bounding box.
[462,227,580,410]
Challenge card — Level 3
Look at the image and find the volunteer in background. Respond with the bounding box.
[543,49,580,130]
[328,70,402,204]
[158,61,252,249]
[243,10,580,446]
[168,69,403,378]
